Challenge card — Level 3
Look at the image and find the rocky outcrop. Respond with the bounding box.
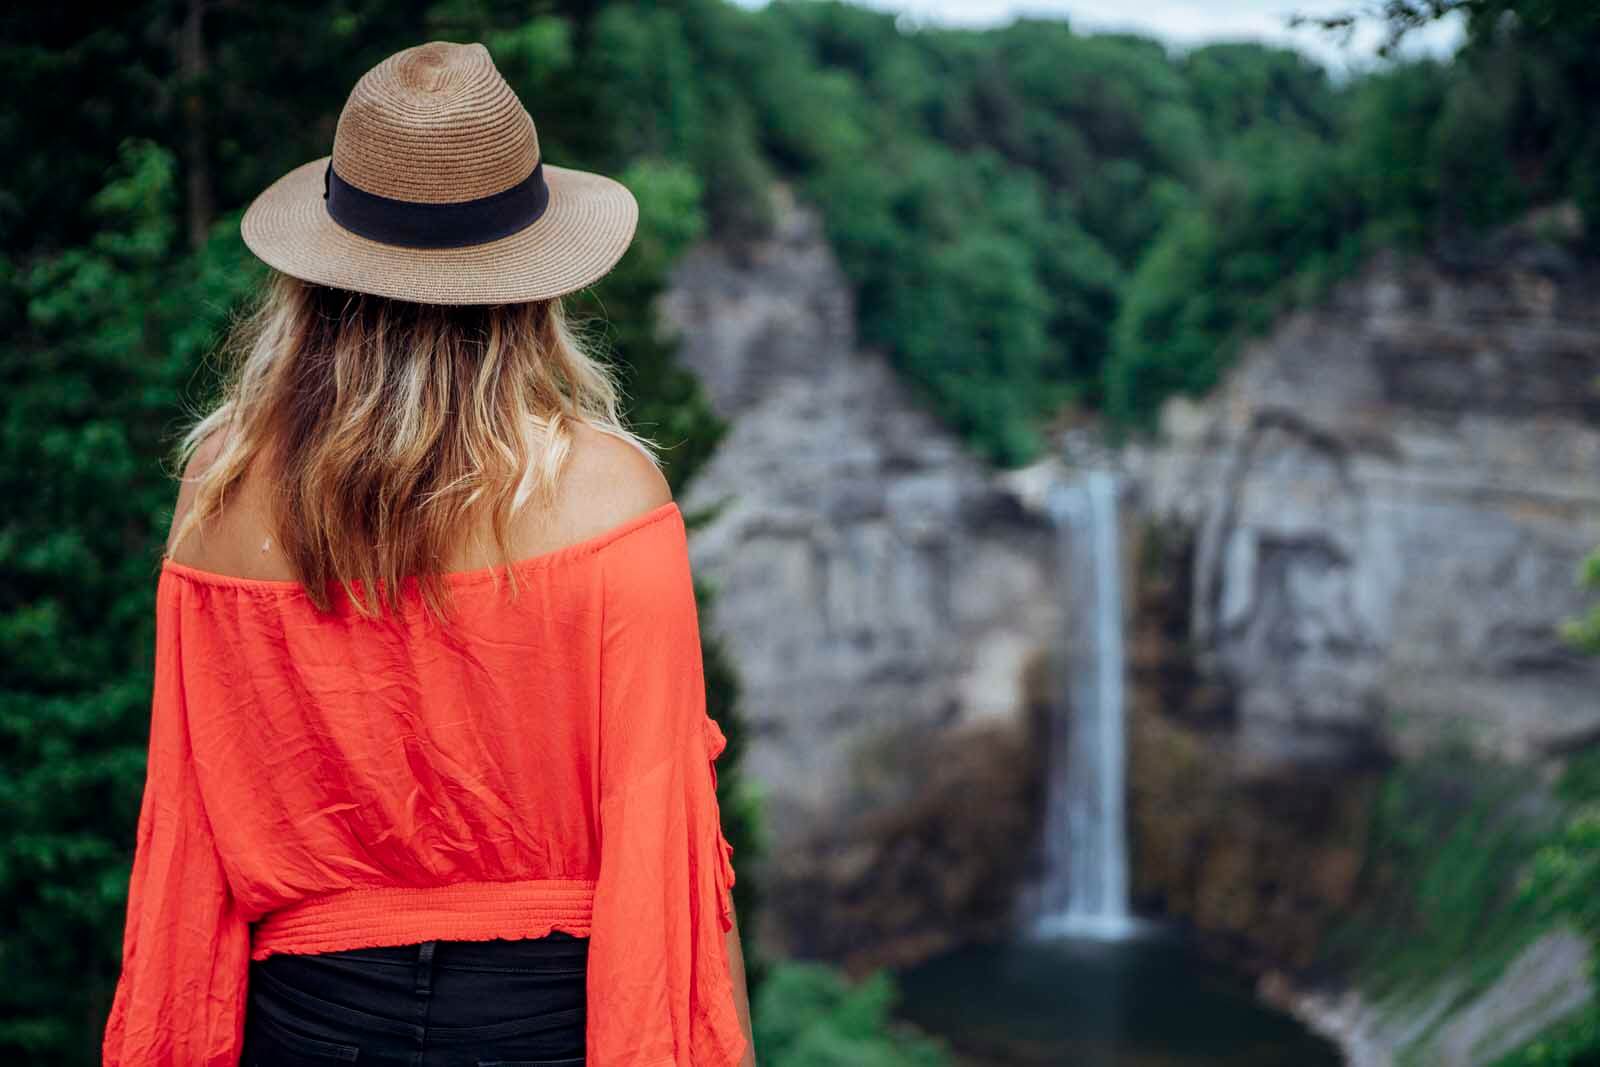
[659,186,1058,968]
[1124,518,1379,971]
[1119,226,1600,1062]
[1267,928,1595,1067]
[1125,234,1600,767]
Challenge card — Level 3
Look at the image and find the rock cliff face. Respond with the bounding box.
[1269,928,1595,1067]
[1120,228,1600,1062]
[659,187,1058,968]
[1126,236,1600,767]
[1122,516,1379,970]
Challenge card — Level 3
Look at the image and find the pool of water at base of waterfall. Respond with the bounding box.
[892,927,1342,1067]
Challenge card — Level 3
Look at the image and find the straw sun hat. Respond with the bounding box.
[241,41,638,305]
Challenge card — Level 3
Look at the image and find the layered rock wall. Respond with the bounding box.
[660,187,1058,968]
[1121,229,1600,1063]
[1126,236,1600,767]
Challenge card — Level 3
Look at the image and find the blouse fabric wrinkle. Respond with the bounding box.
[101,501,744,1067]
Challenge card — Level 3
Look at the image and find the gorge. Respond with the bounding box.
[662,186,1600,1064]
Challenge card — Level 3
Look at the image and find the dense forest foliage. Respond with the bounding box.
[4,0,1599,1063]
[569,0,1600,459]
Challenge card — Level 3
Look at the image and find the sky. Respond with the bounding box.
[729,0,1466,73]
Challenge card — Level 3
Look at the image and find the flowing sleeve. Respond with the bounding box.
[102,574,252,1066]
[588,508,747,1066]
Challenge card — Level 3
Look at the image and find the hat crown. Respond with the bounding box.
[331,42,539,205]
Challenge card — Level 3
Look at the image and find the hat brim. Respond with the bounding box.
[241,157,639,305]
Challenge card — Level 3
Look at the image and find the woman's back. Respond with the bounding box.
[105,424,746,1065]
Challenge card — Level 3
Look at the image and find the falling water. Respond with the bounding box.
[1032,468,1133,940]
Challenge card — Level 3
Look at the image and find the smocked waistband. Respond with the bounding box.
[250,878,597,962]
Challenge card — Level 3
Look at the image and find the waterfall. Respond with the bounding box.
[1032,468,1133,940]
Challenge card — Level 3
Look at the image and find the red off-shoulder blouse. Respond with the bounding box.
[101,500,745,1067]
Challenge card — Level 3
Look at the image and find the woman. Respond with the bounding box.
[102,41,754,1067]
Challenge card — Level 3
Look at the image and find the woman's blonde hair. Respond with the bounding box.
[169,271,660,619]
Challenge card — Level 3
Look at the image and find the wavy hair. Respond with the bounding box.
[168,272,660,619]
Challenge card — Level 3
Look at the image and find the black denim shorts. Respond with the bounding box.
[242,933,588,1067]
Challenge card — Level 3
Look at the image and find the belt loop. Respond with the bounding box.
[415,940,437,994]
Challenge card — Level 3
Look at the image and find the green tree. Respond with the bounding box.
[0,139,262,1058]
[753,962,951,1067]
[1560,549,1600,654]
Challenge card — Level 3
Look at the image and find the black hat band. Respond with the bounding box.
[323,161,550,249]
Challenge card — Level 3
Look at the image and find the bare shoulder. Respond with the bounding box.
[165,430,228,560]
[560,421,673,531]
